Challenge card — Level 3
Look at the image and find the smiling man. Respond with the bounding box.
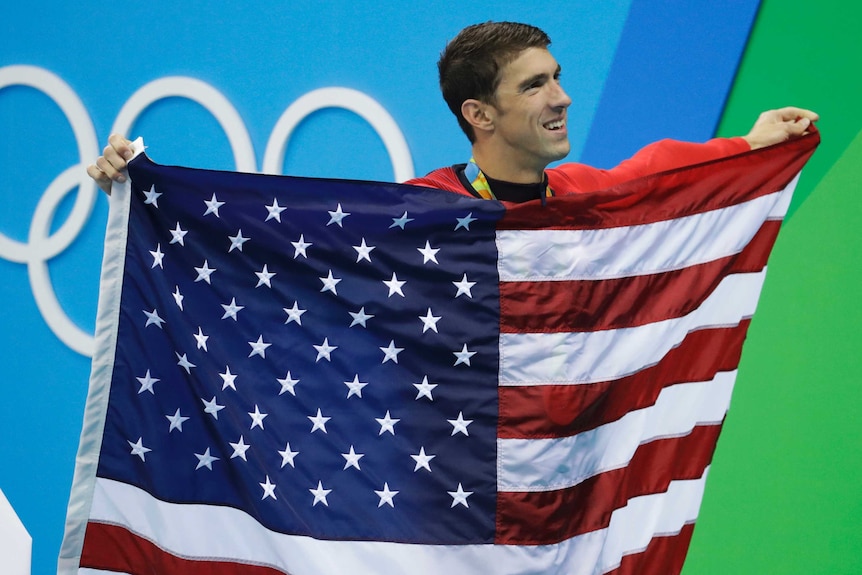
[406,21,818,202]
[88,22,817,201]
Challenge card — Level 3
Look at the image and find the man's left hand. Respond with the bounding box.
[743,107,819,150]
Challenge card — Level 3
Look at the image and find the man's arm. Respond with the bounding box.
[549,107,818,194]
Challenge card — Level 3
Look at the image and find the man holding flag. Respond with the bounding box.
[67,20,819,575]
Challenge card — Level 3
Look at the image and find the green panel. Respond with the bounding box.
[684,3,862,573]
[685,99,862,575]
[714,1,862,220]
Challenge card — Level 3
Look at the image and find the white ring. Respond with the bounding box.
[111,77,256,172]
[0,65,98,262]
[0,65,99,355]
[262,87,414,182]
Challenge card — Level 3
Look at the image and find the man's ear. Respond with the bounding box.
[461,99,495,136]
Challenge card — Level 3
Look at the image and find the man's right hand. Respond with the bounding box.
[86,134,133,194]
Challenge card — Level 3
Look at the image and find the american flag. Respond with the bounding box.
[60,133,818,575]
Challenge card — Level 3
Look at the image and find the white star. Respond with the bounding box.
[327,203,350,227]
[248,405,268,430]
[203,193,225,217]
[375,410,400,435]
[172,286,184,310]
[165,409,189,433]
[313,338,337,362]
[448,411,473,436]
[169,222,188,245]
[448,483,473,508]
[375,483,399,508]
[383,272,406,297]
[255,264,276,288]
[341,445,365,470]
[194,260,216,284]
[349,307,374,328]
[453,344,476,366]
[344,375,368,398]
[417,240,440,264]
[265,198,287,222]
[221,297,243,320]
[413,375,437,401]
[453,274,476,298]
[455,212,477,230]
[390,211,414,229]
[201,396,225,419]
[309,481,332,506]
[220,366,237,390]
[248,335,272,358]
[278,443,299,468]
[195,448,219,470]
[176,352,196,373]
[277,371,300,396]
[136,370,159,394]
[230,436,251,460]
[228,229,250,252]
[419,308,441,333]
[308,408,331,433]
[411,447,436,472]
[143,184,162,207]
[319,270,341,294]
[283,301,306,325]
[379,340,403,364]
[260,475,277,500]
[291,234,311,258]
[143,308,165,328]
[128,437,151,461]
[149,244,164,268]
[193,327,209,351]
[353,238,376,262]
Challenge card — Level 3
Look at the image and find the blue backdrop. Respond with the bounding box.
[0,2,759,573]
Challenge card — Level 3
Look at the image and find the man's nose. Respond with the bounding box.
[552,82,572,109]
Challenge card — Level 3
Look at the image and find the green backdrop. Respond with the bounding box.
[685,2,862,573]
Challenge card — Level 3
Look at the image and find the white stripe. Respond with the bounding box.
[497,183,793,282]
[498,373,734,491]
[766,171,799,220]
[499,269,765,385]
[85,474,706,575]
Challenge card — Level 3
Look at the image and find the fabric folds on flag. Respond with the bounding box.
[59,133,818,575]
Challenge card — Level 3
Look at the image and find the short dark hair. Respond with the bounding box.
[438,22,551,142]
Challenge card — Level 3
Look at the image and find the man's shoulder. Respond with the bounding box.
[404,165,474,196]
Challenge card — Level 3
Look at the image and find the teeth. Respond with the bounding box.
[544,120,565,130]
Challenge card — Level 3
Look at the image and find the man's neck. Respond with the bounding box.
[471,146,545,184]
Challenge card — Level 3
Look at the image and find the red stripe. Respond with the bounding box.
[498,131,817,231]
[80,521,289,575]
[499,322,749,439]
[605,523,696,575]
[495,423,721,545]
[500,221,779,333]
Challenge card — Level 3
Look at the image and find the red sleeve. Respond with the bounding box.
[404,167,475,197]
[547,137,751,194]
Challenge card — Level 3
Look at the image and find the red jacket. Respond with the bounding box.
[405,137,750,197]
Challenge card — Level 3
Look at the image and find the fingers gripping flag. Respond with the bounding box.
[60,134,818,575]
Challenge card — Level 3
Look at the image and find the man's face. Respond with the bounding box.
[486,47,572,176]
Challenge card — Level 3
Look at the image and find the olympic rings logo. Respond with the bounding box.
[0,65,415,357]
